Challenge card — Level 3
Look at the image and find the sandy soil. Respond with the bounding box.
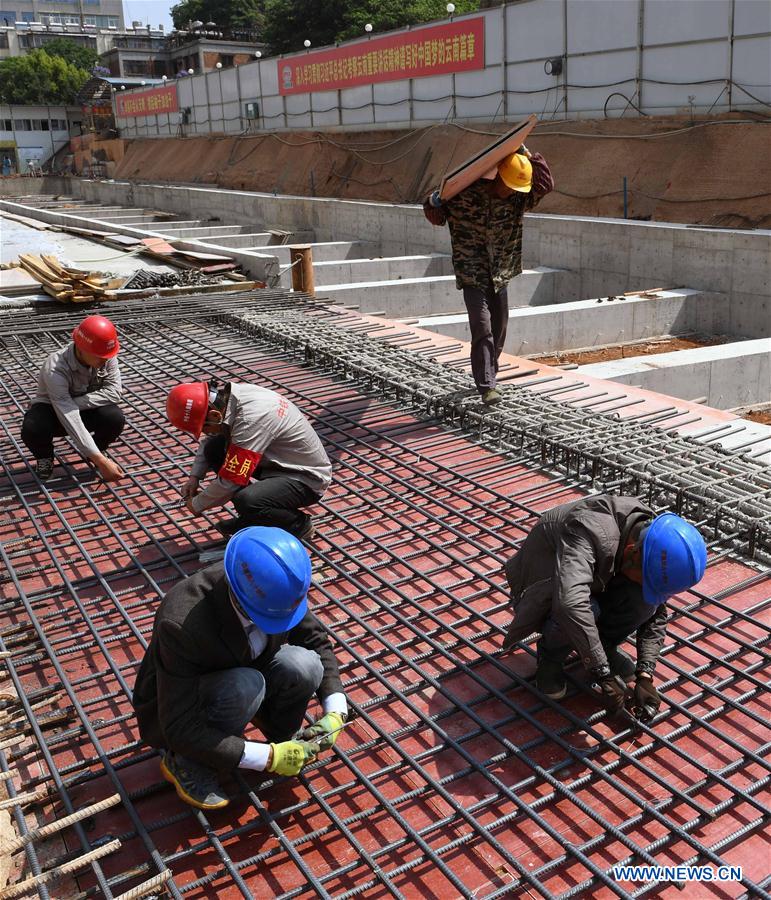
[113,112,771,226]
[532,335,727,366]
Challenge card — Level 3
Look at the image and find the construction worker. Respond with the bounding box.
[423,147,553,405]
[21,314,125,483]
[132,526,347,810]
[166,379,331,540]
[502,495,707,719]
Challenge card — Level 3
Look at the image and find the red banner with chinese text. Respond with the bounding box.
[115,84,179,118]
[278,18,485,95]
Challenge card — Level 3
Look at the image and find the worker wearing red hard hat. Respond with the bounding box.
[21,314,125,483]
[166,379,331,540]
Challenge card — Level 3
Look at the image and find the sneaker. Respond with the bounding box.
[36,458,54,482]
[481,389,502,406]
[606,646,636,681]
[160,751,229,810]
[297,517,315,542]
[535,654,567,700]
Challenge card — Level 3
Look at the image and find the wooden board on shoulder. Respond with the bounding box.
[438,115,537,202]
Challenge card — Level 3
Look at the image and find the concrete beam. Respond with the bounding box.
[317,267,574,317]
[411,289,726,355]
[577,338,771,409]
[281,254,454,287]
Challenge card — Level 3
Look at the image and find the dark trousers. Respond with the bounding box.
[21,402,125,460]
[540,577,654,663]
[202,434,320,536]
[200,645,324,749]
[462,283,509,393]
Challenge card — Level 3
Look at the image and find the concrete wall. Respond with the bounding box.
[59,179,770,339]
[578,338,771,409]
[115,0,771,136]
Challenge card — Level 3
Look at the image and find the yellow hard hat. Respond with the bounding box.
[497,153,532,193]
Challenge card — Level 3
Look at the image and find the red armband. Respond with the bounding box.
[218,445,262,486]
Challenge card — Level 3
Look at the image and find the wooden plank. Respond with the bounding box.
[438,115,537,202]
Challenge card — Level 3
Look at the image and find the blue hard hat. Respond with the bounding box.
[224,526,311,634]
[642,513,707,606]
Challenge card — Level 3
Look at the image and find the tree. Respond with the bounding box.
[0,50,90,105]
[171,0,264,32]
[261,0,348,52]
[338,0,479,42]
[263,0,479,54]
[39,37,99,73]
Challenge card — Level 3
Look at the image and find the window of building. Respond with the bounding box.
[21,12,34,21]
[1,119,13,131]
[0,11,16,26]
[124,59,152,75]
[34,120,50,130]
[14,119,32,130]
[50,119,68,131]
[0,30,8,45]
[219,54,234,68]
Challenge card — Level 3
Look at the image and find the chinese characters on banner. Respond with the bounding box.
[278,17,485,95]
[115,85,179,118]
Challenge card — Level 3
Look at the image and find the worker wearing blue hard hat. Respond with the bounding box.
[132,526,347,810]
[502,495,707,720]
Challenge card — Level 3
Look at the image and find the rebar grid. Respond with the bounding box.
[0,301,768,899]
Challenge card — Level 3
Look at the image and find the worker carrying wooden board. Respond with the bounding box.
[423,116,554,405]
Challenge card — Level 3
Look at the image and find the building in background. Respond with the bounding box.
[0,103,78,173]
[0,0,124,29]
[101,25,267,78]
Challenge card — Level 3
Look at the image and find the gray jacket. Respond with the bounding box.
[503,495,666,673]
[190,382,332,513]
[33,343,122,457]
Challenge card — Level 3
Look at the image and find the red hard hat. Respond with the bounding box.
[72,315,120,359]
[166,381,209,437]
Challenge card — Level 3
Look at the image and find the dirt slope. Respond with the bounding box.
[114,112,771,226]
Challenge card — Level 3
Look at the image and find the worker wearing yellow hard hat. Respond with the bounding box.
[423,144,554,406]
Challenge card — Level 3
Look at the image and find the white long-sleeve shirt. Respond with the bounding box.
[190,382,332,514]
[32,343,122,457]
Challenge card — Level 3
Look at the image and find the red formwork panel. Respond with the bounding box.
[0,315,768,900]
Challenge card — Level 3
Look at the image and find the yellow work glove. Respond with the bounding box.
[268,740,318,776]
[300,711,345,750]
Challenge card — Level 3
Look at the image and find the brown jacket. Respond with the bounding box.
[502,495,667,673]
[132,562,343,771]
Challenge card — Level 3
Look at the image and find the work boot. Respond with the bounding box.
[160,751,229,811]
[481,388,502,406]
[535,653,567,700]
[297,517,315,543]
[36,458,54,482]
[606,646,636,681]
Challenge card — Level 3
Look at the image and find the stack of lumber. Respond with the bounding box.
[15,253,262,302]
[17,255,124,302]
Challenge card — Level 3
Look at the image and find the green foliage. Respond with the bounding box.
[39,37,100,72]
[338,0,480,43]
[0,50,89,105]
[172,0,479,53]
[171,0,264,31]
[263,0,479,53]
